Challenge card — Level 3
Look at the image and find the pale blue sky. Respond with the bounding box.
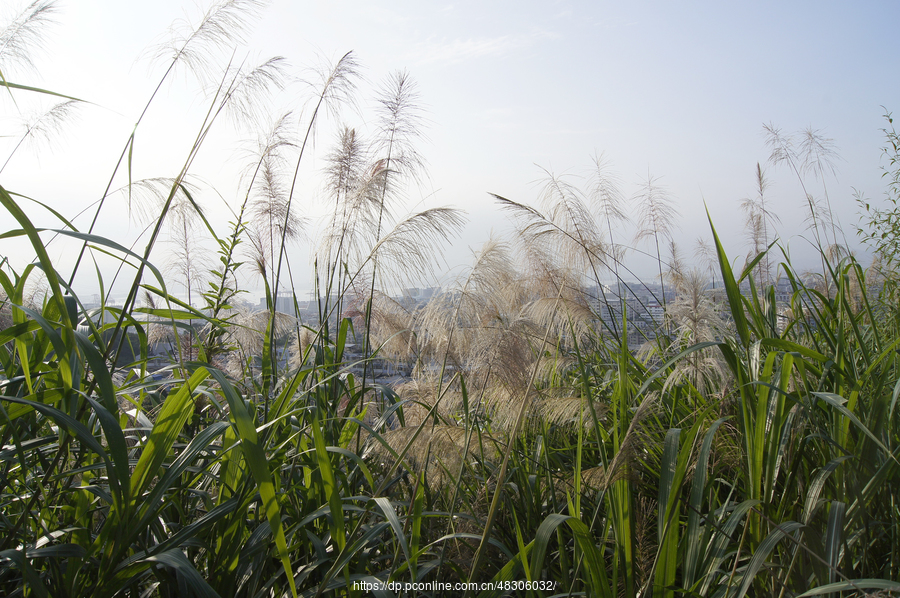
[2,0,898,298]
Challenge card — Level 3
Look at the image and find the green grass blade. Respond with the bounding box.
[796,580,900,596]
[813,392,897,460]
[143,549,222,598]
[0,80,84,102]
[684,418,728,588]
[130,367,210,500]
[734,521,805,598]
[707,209,750,346]
[374,496,411,577]
[205,367,297,598]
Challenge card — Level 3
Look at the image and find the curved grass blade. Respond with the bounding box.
[205,367,297,598]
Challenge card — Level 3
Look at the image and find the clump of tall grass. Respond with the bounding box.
[2,2,900,597]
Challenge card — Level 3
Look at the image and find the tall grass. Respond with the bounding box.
[1,2,900,597]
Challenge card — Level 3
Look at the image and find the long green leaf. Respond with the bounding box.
[205,367,297,598]
[130,367,209,499]
[708,209,750,346]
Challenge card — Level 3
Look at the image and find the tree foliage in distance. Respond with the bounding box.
[858,111,900,269]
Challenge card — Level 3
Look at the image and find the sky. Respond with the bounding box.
[1,0,899,302]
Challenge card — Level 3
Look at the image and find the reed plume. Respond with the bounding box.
[588,151,628,285]
[694,237,718,288]
[247,121,305,292]
[494,188,617,342]
[764,123,842,263]
[0,0,57,81]
[414,238,539,427]
[371,424,488,488]
[665,239,687,291]
[218,55,288,130]
[633,172,679,328]
[661,269,728,396]
[320,126,371,281]
[740,163,779,287]
[371,70,426,188]
[271,50,359,330]
[152,0,268,85]
[360,290,417,367]
[536,168,610,273]
[0,99,78,173]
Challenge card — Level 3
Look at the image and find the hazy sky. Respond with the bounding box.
[2,0,899,300]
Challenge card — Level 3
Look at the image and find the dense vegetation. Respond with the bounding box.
[1,2,899,596]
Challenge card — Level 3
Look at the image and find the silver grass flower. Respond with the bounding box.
[1,99,79,173]
[153,0,268,85]
[632,173,678,248]
[633,172,679,323]
[588,151,628,282]
[740,164,779,288]
[369,424,492,488]
[372,70,427,187]
[694,237,718,288]
[662,270,729,396]
[0,0,57,79]
[364,207,465,288]
[217,55,288,130]
[362,291,417,365]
